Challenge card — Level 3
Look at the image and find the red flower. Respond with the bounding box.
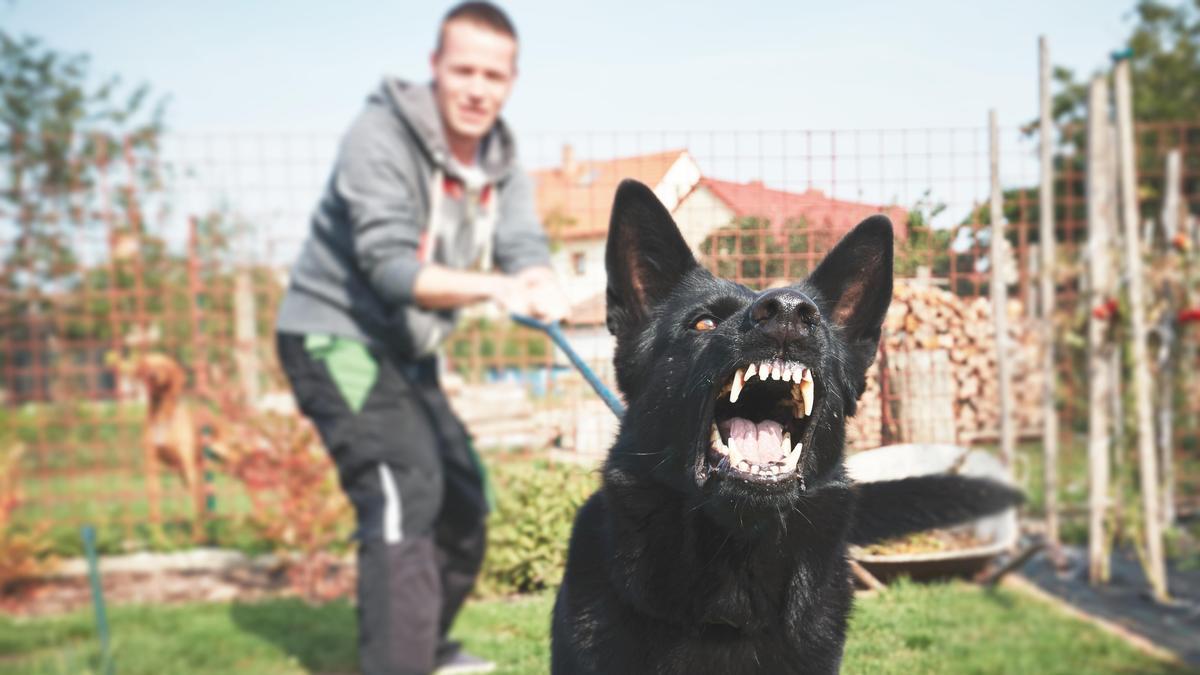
[1179,308,1200,324]
[1092,298,1119,320]
[1172,233,1192,253]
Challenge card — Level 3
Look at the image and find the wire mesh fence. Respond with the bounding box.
[1,122,1197,545]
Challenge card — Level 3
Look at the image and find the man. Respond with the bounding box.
[275,4,566,673]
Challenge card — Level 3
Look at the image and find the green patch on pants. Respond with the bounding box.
[303,334,378,414]
[304,334,496,509]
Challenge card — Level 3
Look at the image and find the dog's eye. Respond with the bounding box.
[692,316,718,332]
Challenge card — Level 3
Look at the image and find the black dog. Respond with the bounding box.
[551,180,1022,674]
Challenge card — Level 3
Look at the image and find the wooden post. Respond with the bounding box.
[1157,149,1182,528]
[1113,58,1168,602]
[1038,36,1061,557]
[989,110,1016,468]
[1086,75,1116,585]
[234,267,261,405]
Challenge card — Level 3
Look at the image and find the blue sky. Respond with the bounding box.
[5,0,1136,136]
[2,1,1144,252]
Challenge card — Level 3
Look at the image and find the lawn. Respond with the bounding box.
[0,581,1192,675]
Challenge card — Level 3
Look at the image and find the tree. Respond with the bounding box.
[1044,1,1200,130]
[1,31,166,400]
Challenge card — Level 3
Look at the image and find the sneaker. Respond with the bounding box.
[433,648,496,674]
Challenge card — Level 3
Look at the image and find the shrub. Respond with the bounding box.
[203,385,353,603]
[0,444,52,592]
[476,457,598,597]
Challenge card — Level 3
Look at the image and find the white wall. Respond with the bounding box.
[671,185,735,256]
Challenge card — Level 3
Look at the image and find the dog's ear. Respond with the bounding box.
[605,180,698,337]
[807,215,893,371]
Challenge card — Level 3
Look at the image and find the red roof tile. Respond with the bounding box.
[533,148,687,241]
[698,178,908,241]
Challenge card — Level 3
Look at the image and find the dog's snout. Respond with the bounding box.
[749,288,818,343]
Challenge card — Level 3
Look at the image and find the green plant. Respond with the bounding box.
[205,380,353,603]
[476,458,598,597]
[0,445,53,593]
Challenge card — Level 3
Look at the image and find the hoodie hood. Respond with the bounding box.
[376,77,518,183]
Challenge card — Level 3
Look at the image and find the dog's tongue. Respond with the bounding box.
[727,418,785,464]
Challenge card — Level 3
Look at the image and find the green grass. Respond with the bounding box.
[0,582,1192,674]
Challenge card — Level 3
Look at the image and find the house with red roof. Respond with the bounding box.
[530,146,907,332]
[673,178,908,252]
[532,147,702,307]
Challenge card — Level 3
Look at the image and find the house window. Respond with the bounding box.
[572,252,586,276]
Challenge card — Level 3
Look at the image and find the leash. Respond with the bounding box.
[510,313,625,418]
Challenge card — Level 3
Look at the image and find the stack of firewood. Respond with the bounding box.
[847,281,1044,449]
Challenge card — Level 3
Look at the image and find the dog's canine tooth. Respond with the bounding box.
[781,442,803,472]
[801,376,814,416]
[728,440,745,465]
[780,432,791,457]
[711,423,724,451]
[745,363,757,381]
[730,368,745,403]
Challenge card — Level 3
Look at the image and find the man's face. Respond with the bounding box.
[431,21,517,145]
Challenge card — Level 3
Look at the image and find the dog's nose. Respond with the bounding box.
[749,288,819,343]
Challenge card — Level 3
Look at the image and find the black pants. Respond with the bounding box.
[277,333,488,675]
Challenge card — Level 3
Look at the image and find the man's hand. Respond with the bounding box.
[492,266,569,323]
[413,264,568,322]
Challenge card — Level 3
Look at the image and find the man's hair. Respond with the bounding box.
[435,2,517,53]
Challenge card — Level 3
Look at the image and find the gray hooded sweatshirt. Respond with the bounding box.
[276,79,551,358]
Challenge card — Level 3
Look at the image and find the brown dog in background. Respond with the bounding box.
[133,353,206,525]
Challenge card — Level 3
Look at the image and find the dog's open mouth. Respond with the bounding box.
[708,360,814,484]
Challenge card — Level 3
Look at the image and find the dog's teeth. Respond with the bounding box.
[802,367,813,383]
[760,360,771,378]
[801,377,814,416]
[792,388,806,419]
[745,363,757,381]
[711,423,724,451]
[728,442,744,465]
[782,442,803,472]
[780,432,791,457]
[737,460,750,472]
[771,361,782,380]
[730,367,745,403]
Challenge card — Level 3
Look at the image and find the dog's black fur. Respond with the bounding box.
[550,180,1023,674]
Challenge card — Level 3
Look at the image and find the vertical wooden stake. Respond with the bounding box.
[1113,58,1168,602]
[234,267,261,405]
[1037,36,1061,557]
[989,110,1016,468]
[1157,149,1182,528]
[1086,75,1116,585]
